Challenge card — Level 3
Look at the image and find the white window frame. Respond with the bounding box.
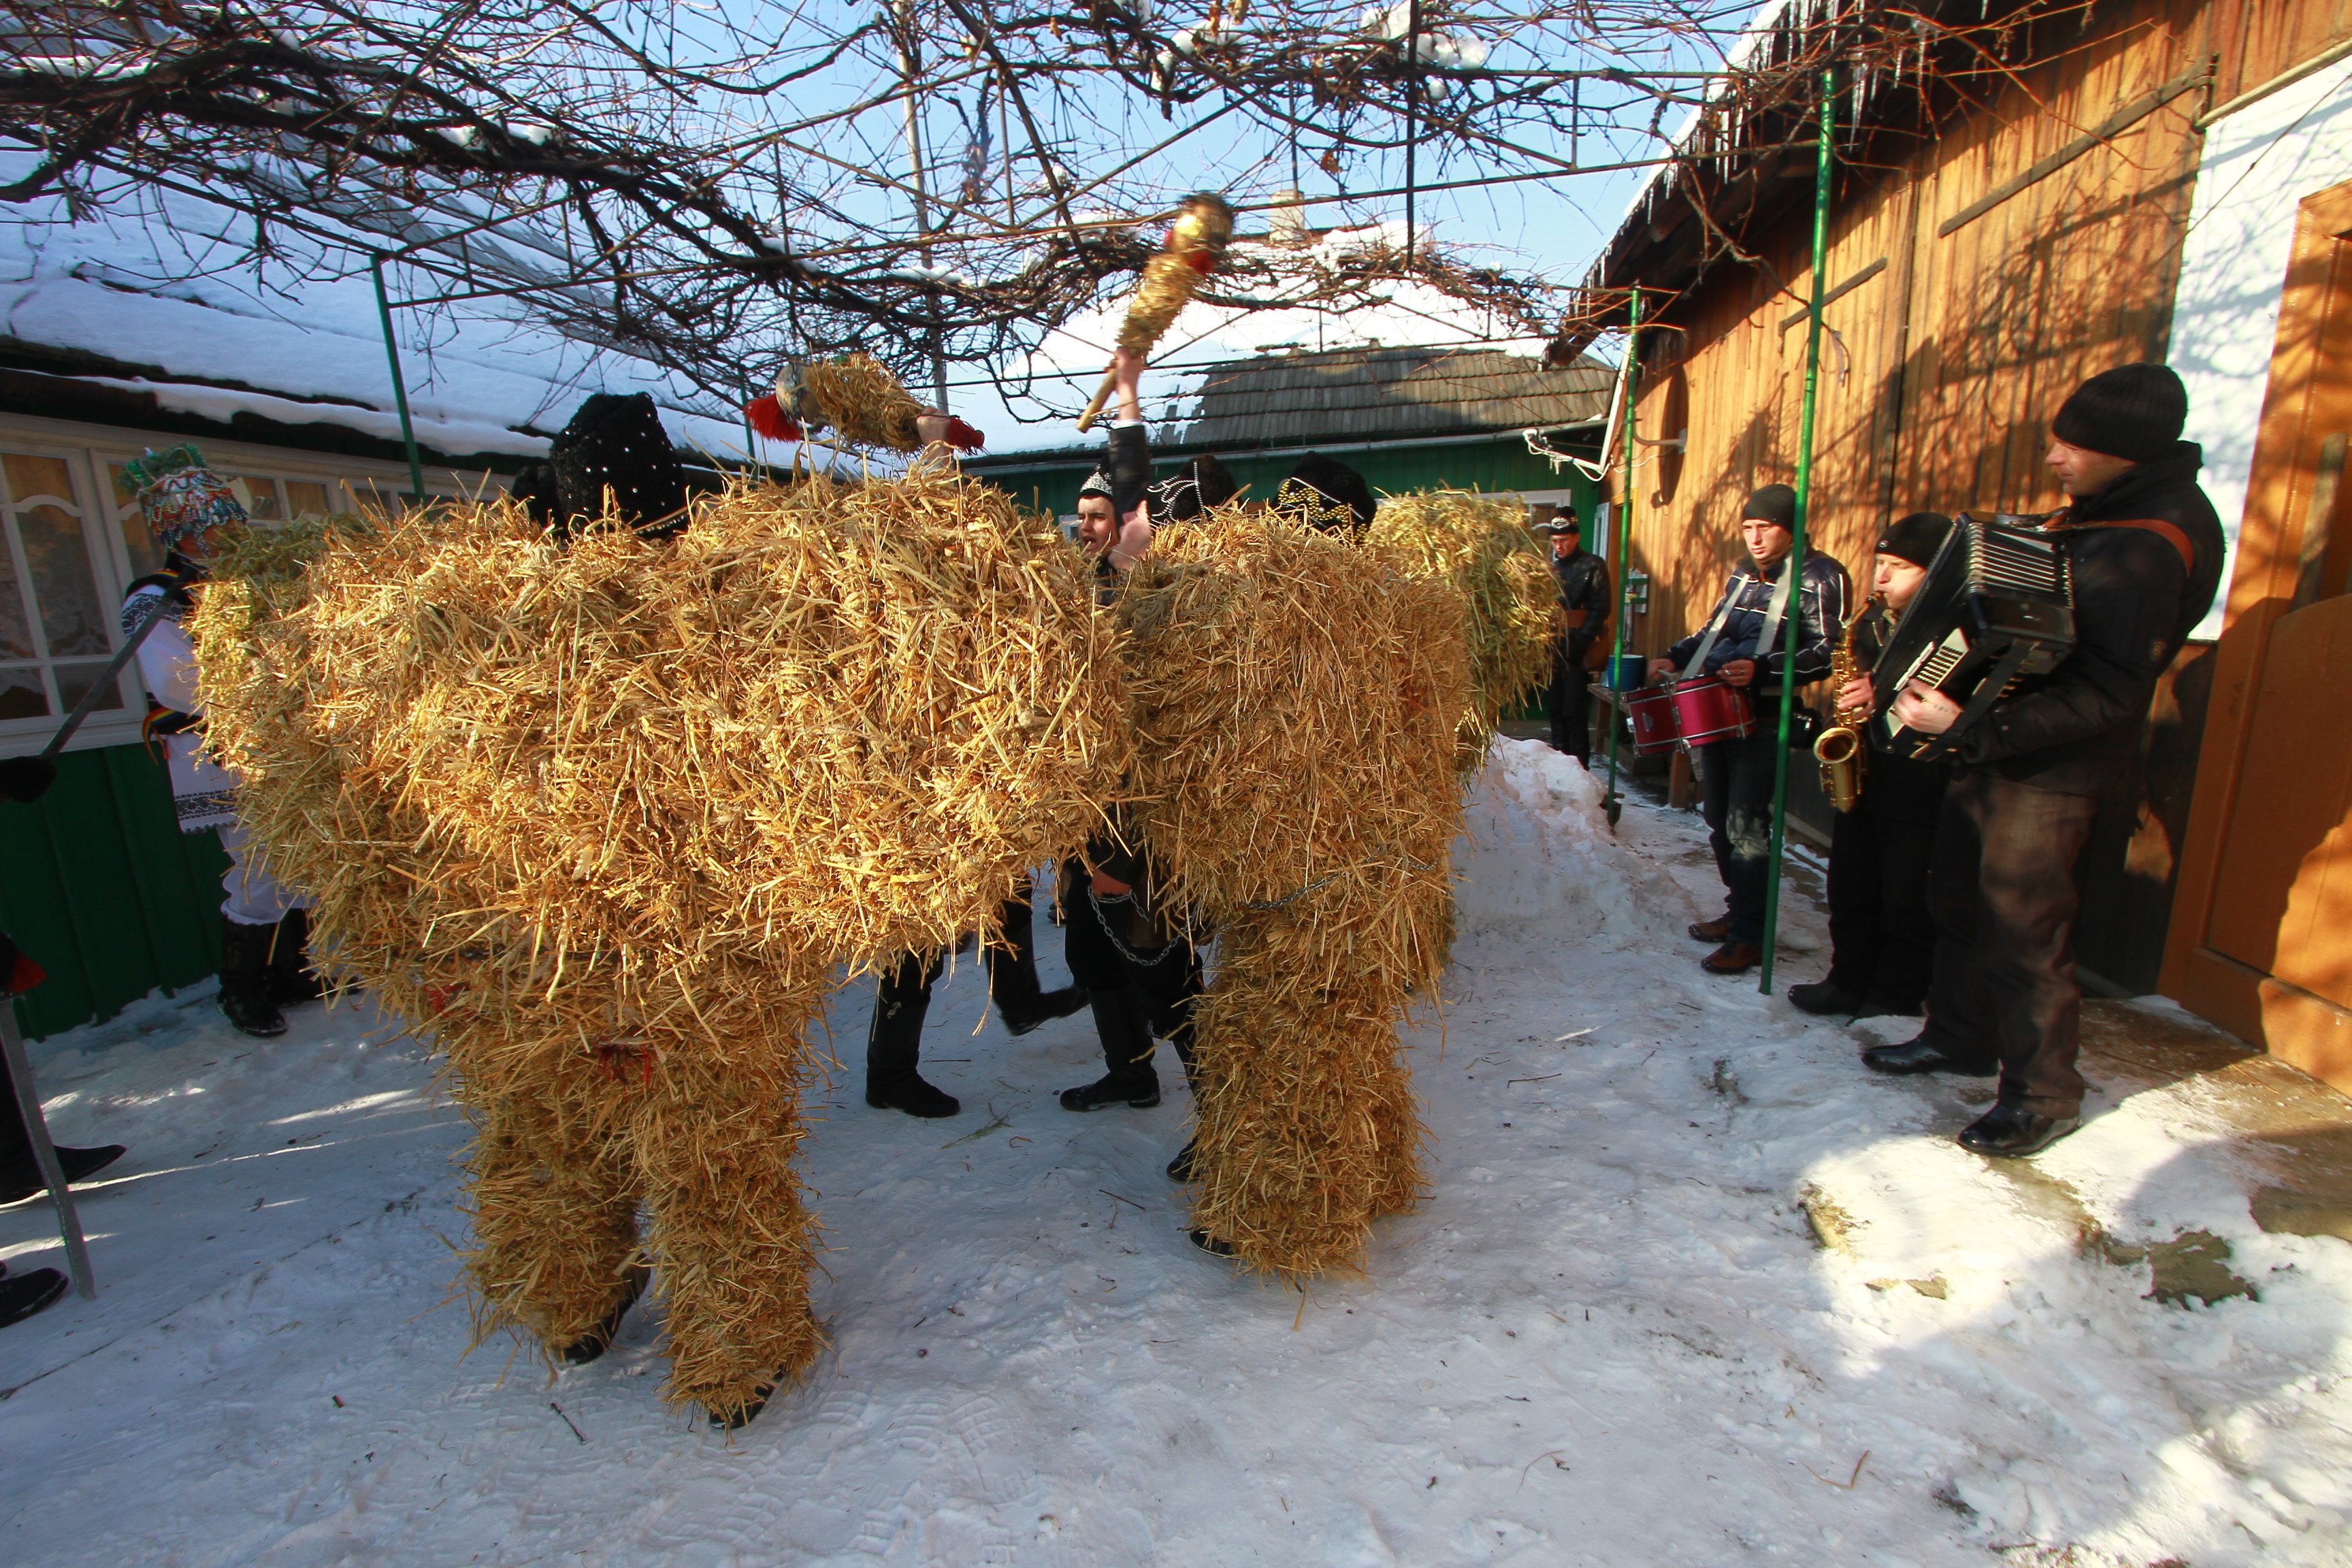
[0,438,140,755]
[0,411,505,760]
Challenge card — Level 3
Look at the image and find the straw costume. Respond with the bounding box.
[118,446,320,1038]
[1119,504,1472,1271]
[191,447,1126,1427]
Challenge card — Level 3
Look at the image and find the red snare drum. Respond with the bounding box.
[1624,684,1681,756]
[1671,675,1757,746]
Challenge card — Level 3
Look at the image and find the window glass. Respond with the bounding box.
[0,665,44,720]
[284,480,331,520]
[2,447,125,729]
[3,453,75,504]
[16,503,109,657]
[0,542,30,659]
[55,659,125,714]
[109,462,164,579]
[228,475,284,521]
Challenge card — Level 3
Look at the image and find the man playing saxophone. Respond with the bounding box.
[1788,512,1953,1022]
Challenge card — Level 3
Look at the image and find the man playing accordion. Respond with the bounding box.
[1865,364,2226,1156]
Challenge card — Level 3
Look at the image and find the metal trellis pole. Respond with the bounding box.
[372,255,428,506]
[1403,0,1421,261]
[1601,285,1640,830]
[1759,69,1835,997]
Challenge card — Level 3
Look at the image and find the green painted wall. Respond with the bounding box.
[973,434,1597,521]
[2,741,230,1039]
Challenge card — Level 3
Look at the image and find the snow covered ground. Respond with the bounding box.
[5,738,2351,1566]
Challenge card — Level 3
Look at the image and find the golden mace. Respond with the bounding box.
[1075,193,1237,432]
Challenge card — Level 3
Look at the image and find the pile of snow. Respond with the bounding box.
[4,743,2351,1565]
[1451,736,1690,949]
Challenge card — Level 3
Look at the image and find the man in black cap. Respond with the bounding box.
[1652,484,1852,975]
[1867,363,2225,1156]
[1272,454,1377,537]
[1536,509,1610,764]
[1789,512,1953,1022]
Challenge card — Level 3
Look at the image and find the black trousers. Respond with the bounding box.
[1,1046,29,1171]
[1547,640,1593,762]
[1824,803,1940,1011]
[1695,731,1779,943]
[1919,771,2102,1117]
[866,878,1053,1081]
[1060,861,1201,1081]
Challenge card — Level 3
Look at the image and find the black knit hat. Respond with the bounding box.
[1876,510,1952,570]
[2051,363,2187,463]
[1742,483,1797,532]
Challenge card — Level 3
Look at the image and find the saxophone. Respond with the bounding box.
[1813,606,1873,813]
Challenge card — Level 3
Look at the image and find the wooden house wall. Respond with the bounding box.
[1614,1,2227,656]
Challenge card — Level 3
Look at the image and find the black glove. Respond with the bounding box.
[0,755,57,804]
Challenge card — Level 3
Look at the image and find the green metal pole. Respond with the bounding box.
[1759,69,1835,996]
[372,255,428,506]
[1601,285,1640,828]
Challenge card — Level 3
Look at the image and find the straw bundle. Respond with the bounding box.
[1366,491,1562,772]
[798,353,934,452]
[1115,510,1470,1275]
[191,463,1126,1417]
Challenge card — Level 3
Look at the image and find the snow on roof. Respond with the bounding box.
[0,161,758,467]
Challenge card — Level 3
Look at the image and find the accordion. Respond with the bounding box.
[1869,512,2076,761]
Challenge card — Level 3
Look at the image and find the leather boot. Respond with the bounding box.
[267,908,325,1006]
[1688,916,1731,943]
[864,957,958,1118]
[1061,987,1160,1111]
[1700,941,1762,975]
[218,917,287,1037]
[1959,1103,2080,1157]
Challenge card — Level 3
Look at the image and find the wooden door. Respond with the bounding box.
[2167,180,2352,1088]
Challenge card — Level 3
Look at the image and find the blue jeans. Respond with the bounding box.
[1696,732,1778,944]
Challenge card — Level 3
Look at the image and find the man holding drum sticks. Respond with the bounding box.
[1651,484,1852,976]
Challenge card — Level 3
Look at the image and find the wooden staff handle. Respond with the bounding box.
[1075,365,1120,433]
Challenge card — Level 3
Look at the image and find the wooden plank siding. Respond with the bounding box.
[1613,2,2232,657]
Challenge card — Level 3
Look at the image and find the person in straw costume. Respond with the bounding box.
[118,445,323,1038]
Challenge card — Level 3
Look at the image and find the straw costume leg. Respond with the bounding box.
[627,970,828,1426]
[460,1045,644,1360]
[1185,913,1418,1273]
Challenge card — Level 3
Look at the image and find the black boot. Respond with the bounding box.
[267,909,325,1007]
[561,1264,650,1365]
[1000,985,1089,1037]
[1786,979,1863,1017]
[218,918,287,1038]
[708,1378,779,1431]
[1166,1137,1198,1183]
[1863,1036,1997,1077]
[1061,987,1160,1111]
[865,952,959,1118]
[0,1260,68,1327]
[1958,1104,2081,1158]
[0,1144,127,1207]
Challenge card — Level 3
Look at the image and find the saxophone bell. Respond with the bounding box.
[1814,722,1864,814]
[1816,602,1875,813]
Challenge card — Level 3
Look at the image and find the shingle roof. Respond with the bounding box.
[1178,345,1613,449]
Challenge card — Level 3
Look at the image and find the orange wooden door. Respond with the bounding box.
[2166,180,2352,1088]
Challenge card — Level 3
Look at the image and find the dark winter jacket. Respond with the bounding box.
[1551,546,1612,659]
[1851,602,1951,826]
[1665,549,1852,715]
[1953,443,2225,796]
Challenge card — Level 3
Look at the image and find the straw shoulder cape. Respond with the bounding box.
[125,574,238,834]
